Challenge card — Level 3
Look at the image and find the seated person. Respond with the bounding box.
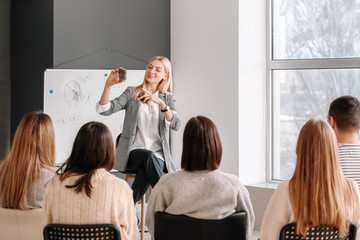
[145,115,255,239]
[43,121,138,240]
[260,119,360,240]
[328,95,360,189]
[0,111,56,209]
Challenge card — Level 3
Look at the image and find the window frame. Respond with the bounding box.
[266,0,360,182]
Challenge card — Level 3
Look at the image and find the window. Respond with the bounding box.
[269,0,360,181]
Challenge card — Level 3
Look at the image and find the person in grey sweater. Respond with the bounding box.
[145,116,255,239]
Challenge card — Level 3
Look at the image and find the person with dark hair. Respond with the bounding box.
[145,116,255,239]
[328,95,360,188]
[43,122,138,240]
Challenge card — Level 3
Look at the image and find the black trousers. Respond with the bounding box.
[125,149,167,203]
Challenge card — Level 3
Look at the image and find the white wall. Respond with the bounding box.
[170,0,240,176]
[238,0,267,183]
[170,0,266,184]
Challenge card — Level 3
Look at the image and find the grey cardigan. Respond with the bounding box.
[100,86,180,172]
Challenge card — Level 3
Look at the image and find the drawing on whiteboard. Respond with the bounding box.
[64,80,83,104]
[44,69,145,165]
[56,113,82,125]
[85,91,95,104]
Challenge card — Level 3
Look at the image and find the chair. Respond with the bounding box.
[43,223,121,240]
[154,211,247,240]
[279,222,357,240]
[125,174,153,240]
[0,207,43,240]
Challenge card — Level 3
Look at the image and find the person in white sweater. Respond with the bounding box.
[260,119,360,240]
[145,116,255,239]
[43,121,138,240]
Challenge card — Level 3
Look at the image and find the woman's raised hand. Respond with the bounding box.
[105,67,126,87]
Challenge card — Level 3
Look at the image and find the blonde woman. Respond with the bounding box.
[260,119,360,240]
[0,111,56,209]
[96,56,180,204]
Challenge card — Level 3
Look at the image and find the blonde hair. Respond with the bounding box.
[133,56,173,100]
[0,111,55,209]
[289,119,360,237]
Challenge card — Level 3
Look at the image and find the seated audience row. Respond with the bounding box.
[1,94,360,240]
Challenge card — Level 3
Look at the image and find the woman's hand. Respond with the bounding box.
[105,67,126,87]
[138,88,174,121]
[137,88,165,107]
[99,67,125,105]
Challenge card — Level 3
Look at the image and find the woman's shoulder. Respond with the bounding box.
[277,180,290,191]
[94,169,132,187]
[271,180,290,199]
[213,170,244,186]
[45,174,61,188]
[42,166,57,176]
[159,171,182,181]
[156,171,184,187]
[127,86,136,91]
[122,86,136,96]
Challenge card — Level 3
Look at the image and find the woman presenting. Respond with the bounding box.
[96,56,180,203]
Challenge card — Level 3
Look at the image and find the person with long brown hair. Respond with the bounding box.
[43,121,138,240]
[260,119,360,239]
[0,111,56,209]
[96,56,180,204]
[145,116,255,239]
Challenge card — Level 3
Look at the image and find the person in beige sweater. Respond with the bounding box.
[260,119,360,240]
[43,121,138,240]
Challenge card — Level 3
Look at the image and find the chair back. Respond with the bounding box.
[43,223,121,240]
[280,222,357,240]
[154,211,247,240]
[0,207,43,240]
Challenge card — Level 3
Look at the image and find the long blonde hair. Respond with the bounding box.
[289,119,360,236]
[0,111,55,209]
[133,56,173,100]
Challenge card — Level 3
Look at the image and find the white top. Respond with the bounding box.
[145,169,255,239]
[96,91,169,161]
[132,91,164,160]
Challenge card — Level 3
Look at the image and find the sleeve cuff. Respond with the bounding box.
[96,102,111,113]
[165,118,171,127]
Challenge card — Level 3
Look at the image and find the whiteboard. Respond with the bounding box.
[44,69,145,165]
